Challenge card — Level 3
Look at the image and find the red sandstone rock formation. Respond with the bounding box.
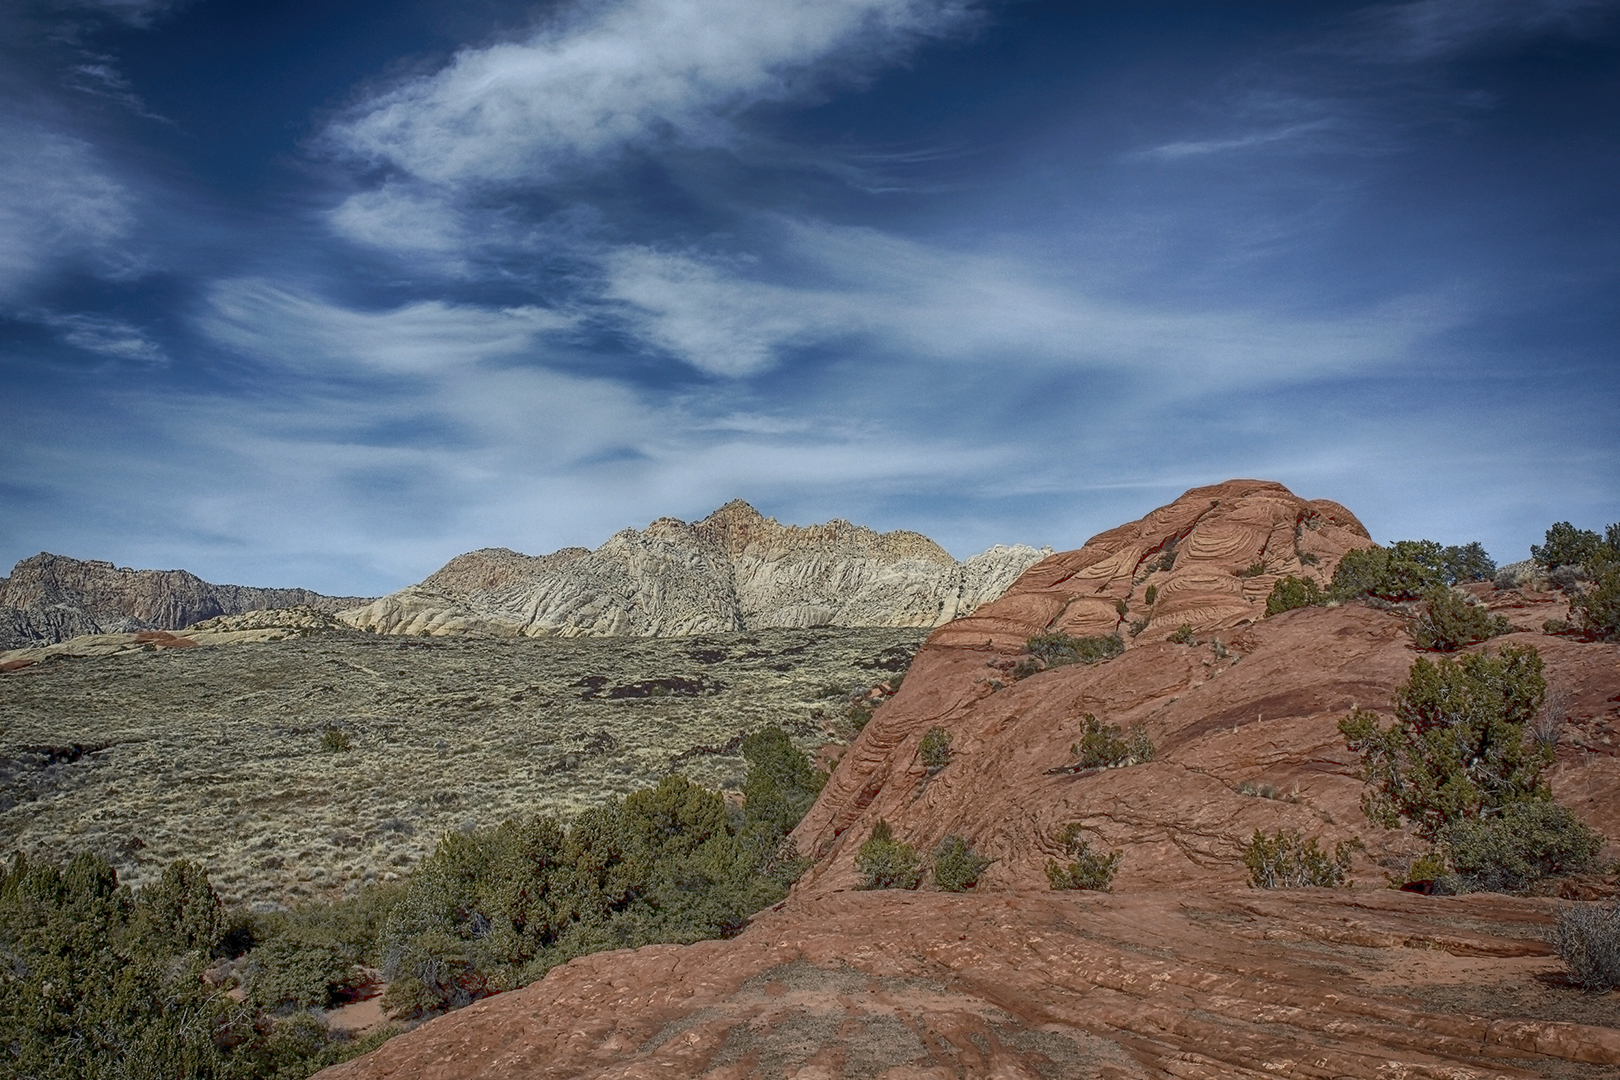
[317,481,1620,1080]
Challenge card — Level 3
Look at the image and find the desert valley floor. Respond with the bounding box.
[0,627,920,906]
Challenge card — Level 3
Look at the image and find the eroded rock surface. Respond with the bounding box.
[318,481,1620,1079]
[0,553,371,648]
[340,501,1048,638]
[934,478,1374,649]
[318,889,1620,1080]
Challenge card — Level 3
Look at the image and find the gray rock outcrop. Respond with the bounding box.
[0,553,373,649]
[340,501,1049,638]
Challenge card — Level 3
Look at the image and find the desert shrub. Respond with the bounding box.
[855,820,922,890]
[1045,825,1120,891]
[1341,645,1605,893]
[1025,631,1123,669]
[1441,541,1497,584]
[245,935,364,1012]
[1533,522,1608,570]
[1238,560,1267,578]
[1266,575,1324,616]
[0,851,314,1079]
[320,726,351,753]
[1401,851,1449,886]
[131,857,225,955]
[1409,585,1511,651]
[1442,802,1603,892]
[1144,584,1158,607]
[1571,568,1620,642]
[1071,714,1154,770]
[1168,623,1196,644]
[931,835,992,892]
[381,737,819,1017]
[1330,542,1447,601]
[1236,780,1298,803]
[1340,645,1551,838]
[1554,898,1620,992]
[380,928,487,1019]
[1242,829,1353,889]
[741,725,826,837]
[918,726,952,775]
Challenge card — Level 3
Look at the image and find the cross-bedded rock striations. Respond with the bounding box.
[339,500,1048,638]
[0,553,372,649]
[317,479,1620,1080]
[933,478,1374,650]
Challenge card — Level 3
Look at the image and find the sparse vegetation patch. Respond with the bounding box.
[855,820,922,890]
[1243,829,1353,889]
[1045,825,1121,891]
[1409,586,1511,651]
[931,834,992,892]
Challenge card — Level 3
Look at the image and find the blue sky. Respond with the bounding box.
[1,0,1616,596]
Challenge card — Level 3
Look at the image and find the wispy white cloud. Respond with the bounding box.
[327,0,977,186]
[1358,0,1619,60]
[0,121,137,301]
[327,181,470,264]
[600,219,1457,384]
[1134,120,1337,161]
[37,312,167,365]
[201,279,575,375]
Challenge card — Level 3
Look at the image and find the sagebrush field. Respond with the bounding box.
[0,627,921,908]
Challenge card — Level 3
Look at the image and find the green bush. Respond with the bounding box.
[1442,802,1603,892]
[854,820,922,890]
[918,726,952,775]
[0,852,321,1080]
[1341,645,1606,893]
[1440,541,1497,584]
[1554,897,1620,992]
[1168,623,1196,644]
[1330,542,1446,600]
[1025,631,1124,669]
[131,858,225,955]
[741,725,826,837]
[1572,567,1620,642]
[1242,829,1353,889]
[1045,825,1120,891]
[1409,585,1511,651]
[1340,645,1551,838]
[931,835,992,892]
[320,726,352,753]
[1532,522,1611,570]
[1071,714,1154,770]
[1265,575,1324,616]
[245,935,364,1012]
[378,729,821,1018]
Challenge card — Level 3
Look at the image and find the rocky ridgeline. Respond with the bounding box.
[0,553,372,649]
[339,500,1050,637]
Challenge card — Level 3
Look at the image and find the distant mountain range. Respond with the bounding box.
[0,502,1050,649]
[0,553,373,650]
[339,500,1050,637]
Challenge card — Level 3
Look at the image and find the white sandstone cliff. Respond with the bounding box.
[340,501,1048,638]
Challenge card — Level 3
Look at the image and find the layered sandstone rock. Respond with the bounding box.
[934,478,1374,650]
[339,501,1049,638]
[316,481,1620,1080]
[0,553,372,649]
